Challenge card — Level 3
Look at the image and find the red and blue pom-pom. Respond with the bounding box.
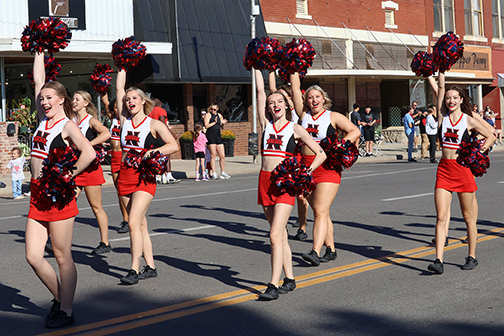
[411,51,438,77]
[27,56,61,88]
[243,37,284,71]
[271,156,316,198]
[277,66,307,83]
[89,64,113,95]
[111,36,147,71]
[319,135,359,171]
[39,146,78,205]
[21,17,72,54]
[456,139,490,177]
[433,31,464,72]
[125,149,168,181]
[92,144,110,164]
[280,38,316,76]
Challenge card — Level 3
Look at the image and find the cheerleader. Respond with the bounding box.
[255,70,326,300]
[102,93,129,233]
[268,71,309,240]
[291,77,360,266]
[26,52,95,328]
[116,70,179,285]
[72,91,111,254]
[427,73,495,274]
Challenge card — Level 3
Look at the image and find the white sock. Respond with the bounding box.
[195,172,199,178]
[166,172,173,180]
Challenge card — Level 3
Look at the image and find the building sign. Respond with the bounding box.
[29,0,86,30]
[448,45,492,78]
[50,0,69,16]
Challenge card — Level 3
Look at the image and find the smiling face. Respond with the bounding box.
[125,90,145,115]
[267,93,287,121]
[306,89,324,114]
[445,90,463,113]
[40,88,65,119]
[72,93,88,113]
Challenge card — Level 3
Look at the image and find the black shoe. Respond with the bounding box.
[430,159,438,163]
[431,237,449,247]
[408,158,417,162]
[302,249,320,266]
[278,277,296,294]
[428,259,444,274]
[45,299,60,323]
[91,242,111,255]
[461,256,478,270]
[293,229,308,240]
[117,221,129,233]
[45,242,53,254]
[120,269,139,285]
[138,265,158,280]
[320,246,337,263]
[258,283,279,300]
[461,238,469,244]
[292,219,300,227]
[45,309,75,329]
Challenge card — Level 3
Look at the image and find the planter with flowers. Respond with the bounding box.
[8,98,36,134]
[221,130,236,157]
[179,131,195,160]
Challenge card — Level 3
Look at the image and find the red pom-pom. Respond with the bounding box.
[111,36,147,71]
[432,31,464,72]
[411,51,438,77]
[271,156,316,198]
[21,17,72,54]
[243,37,284,71]
[27,56,61,88]
[319,135,359,171]
[280,38,316,76]
[89,63,113,95]
[456,139,490,177]
[277,66,307,83]
[39,146,78,205]
[125,149,168,181]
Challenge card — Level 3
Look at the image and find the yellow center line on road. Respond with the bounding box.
[38,227,504,336]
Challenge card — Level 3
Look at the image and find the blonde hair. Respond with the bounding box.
[304,85,332,110]
[124,87,154,115]
[75,90,98,119]
[41,81,74,120]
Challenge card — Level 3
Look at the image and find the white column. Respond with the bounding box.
[345,39,353,70]
[0,57,6,122]
[347,76,356,118]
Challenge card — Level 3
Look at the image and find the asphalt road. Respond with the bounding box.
[1,153,504,336]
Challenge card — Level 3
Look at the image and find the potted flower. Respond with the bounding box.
[221,130,236,157]
[179,131,194,160]
[8,98,36,134]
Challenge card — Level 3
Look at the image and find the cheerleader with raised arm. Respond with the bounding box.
[25,52,95,328]
[116,70,179,285]
[255,70,326,300]
[102,94,130,233]
[291,76,360,267]
[72,91,112,254]
[427,73,495,274]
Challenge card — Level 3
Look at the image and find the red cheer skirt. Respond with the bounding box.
[117,162,156,196]
[110,151,123,174]
[74,163,105,187]
[28,178,79,222]
[301,155,341,184]
[435,158,477,193]
[257,170,295,206]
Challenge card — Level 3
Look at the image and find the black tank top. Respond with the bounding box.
[207,113,221,138]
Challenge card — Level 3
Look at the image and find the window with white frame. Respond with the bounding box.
[465,0,483,36]
[382,1,398,29]
[491,0,504,38]
[433,0,454,32]
[296,0,311,19]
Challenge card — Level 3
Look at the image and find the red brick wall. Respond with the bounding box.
[260,0,427,35]
[0,122,20,169]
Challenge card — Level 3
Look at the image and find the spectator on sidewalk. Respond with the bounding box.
[411,101,421,151]
[419,108,429,159]
[150,98,180,184]
[426,106,438,163]
[3,147,27,199]
[403,105,416,162]
[350,103,363,137]
[362,105,376,157]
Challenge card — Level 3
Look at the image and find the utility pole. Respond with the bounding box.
[250,0,260,164]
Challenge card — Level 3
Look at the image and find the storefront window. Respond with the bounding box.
[214,85,248,122]
[146,84,184,124]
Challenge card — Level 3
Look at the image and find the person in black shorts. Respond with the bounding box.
[204,103,231,179]
[362,105,376,156]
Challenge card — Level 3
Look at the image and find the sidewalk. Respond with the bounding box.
[1,143,503,197]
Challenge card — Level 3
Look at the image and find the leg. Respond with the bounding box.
[122,191,153,272]
[112,171,128,222]
[407,132,414,160]
[26,219,59,299]
[307,183,340,255]
[428,135,436,161]
[421,134,429,158]
[13,179,22,198]
[216,144,226,173]
[84,185,109,246]
[208,144,217,174]
[457,192,477,258]
[297,196,308,233]
[434,188,453,261]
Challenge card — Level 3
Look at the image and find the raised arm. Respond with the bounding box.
[116,70,127,124]
[268,70,277,93]
[290,72,305,120]
[34,52,46,121]
[101,92,110,115]
[256,69,267,128]
[436,73,445,121]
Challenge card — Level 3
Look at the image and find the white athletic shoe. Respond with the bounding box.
[220,172,231,179]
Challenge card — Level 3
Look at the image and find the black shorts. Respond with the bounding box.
[363,127,375,141]
[195,151,205,158]
[206,132,223,145]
